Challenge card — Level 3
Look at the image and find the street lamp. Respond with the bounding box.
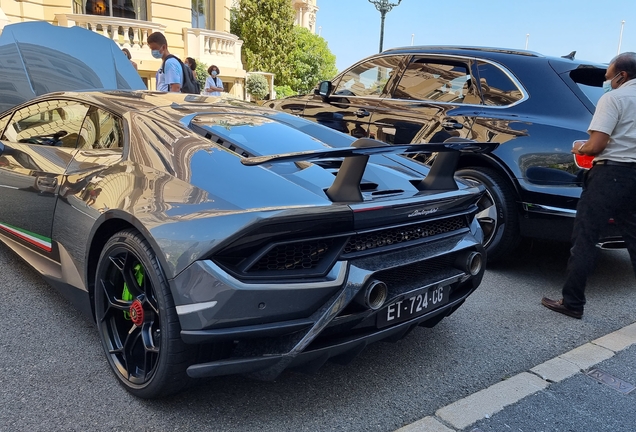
[617,20,625,55]
[368,0,402,53]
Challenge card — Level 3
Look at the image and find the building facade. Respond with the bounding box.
[291,0,318,34]
[0,0,319,97]
[0,0,246,97]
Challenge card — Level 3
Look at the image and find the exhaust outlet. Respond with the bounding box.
[362,280,388,310]
[598,240,626,250]
[455,251,483,276]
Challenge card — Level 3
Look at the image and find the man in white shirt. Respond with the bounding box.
[147,32,182,92]
[542,52,636,319]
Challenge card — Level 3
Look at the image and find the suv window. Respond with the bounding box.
[394,59,474,103]
[2,100,89,147]
[333,56,402,98]
[475,61,524,106]
[568,68,606,106]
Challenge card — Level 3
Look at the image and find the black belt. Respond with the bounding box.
[593,160,636,168]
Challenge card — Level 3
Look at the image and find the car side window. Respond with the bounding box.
[78,108,124,150]
[332,56,401,98]
[475,61,524,106]
[394,59,476,103]
[2,100,89,147]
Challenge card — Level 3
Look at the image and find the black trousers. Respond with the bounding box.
[562,163,636,310]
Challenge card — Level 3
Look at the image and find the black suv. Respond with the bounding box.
[267,46,612,261]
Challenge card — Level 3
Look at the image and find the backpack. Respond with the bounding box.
[161,55,200,94]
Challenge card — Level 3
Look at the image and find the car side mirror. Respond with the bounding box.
[315,81,333,100]
[54,130,68,140]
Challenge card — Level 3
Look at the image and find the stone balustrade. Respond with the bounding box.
[183,28,244,76]
[55,14,166,61]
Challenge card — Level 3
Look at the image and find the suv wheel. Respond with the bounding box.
[457,167,520,263]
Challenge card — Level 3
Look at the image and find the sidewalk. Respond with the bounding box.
[396,322,636,432]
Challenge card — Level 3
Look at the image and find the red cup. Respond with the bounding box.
[573,140,594,169]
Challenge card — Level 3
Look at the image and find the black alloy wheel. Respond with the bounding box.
[94,229,195,398]
[456,167,520,263]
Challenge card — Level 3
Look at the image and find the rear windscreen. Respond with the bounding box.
[569,67,606,106]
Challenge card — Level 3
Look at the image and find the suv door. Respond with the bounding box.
[0,100,89,254]
[469,60,528,154]
[302,55,405,138]
[369,56,479,146]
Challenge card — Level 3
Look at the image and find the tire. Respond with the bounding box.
[94,229,196,399]
[456,167,520,263]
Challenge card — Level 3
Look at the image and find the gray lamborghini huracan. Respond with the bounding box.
[0,22,495,398]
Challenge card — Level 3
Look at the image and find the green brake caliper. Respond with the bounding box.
[122,263,145,320]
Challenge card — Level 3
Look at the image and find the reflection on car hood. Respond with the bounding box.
[0,21,145,113]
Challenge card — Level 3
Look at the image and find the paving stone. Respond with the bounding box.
[594,333,634,352]
[530,356,580,382]
[435,372,547,430]
[559,343,615,369]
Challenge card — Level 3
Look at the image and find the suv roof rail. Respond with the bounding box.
[383,45,544,57]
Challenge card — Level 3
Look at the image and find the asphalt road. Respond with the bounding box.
[1,240,635,432]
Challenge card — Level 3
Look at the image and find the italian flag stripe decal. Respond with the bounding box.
[0,222,52,252]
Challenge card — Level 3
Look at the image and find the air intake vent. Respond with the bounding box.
[249,238,336,272]
[343,216,467,255]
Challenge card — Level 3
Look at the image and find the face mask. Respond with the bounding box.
[603,73,621,92]
[211,71,218,76]
[151,49,162,59]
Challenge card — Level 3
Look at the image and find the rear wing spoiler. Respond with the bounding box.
[242,137,498,203]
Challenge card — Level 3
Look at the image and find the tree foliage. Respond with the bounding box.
[231,0,295,85]
[195,60,208,92]
[288,27,338,94]
[274,85,296,98]
[246,73,269,100]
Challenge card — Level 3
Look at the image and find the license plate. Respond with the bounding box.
[377,284,450,328]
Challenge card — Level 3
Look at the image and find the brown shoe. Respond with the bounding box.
[541,297,583,319]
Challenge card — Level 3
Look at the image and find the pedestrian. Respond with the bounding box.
[147,32,182,92]
[204,65,223,96]
[542,52,636,319]
[121,48,137,70]
[184,57,198,80]
[184,57,202,94]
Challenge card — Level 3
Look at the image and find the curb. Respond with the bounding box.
[395,322,636,432]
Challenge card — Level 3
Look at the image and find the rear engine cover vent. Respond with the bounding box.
[343,216,467,255]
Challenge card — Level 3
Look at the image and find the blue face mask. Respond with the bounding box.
[603,73,621,92]
[151,49,162,59]
[211,71,218,76]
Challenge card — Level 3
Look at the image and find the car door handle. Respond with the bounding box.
[36,176,58,192]
[354,109,370,118]
[442,121,463,129]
